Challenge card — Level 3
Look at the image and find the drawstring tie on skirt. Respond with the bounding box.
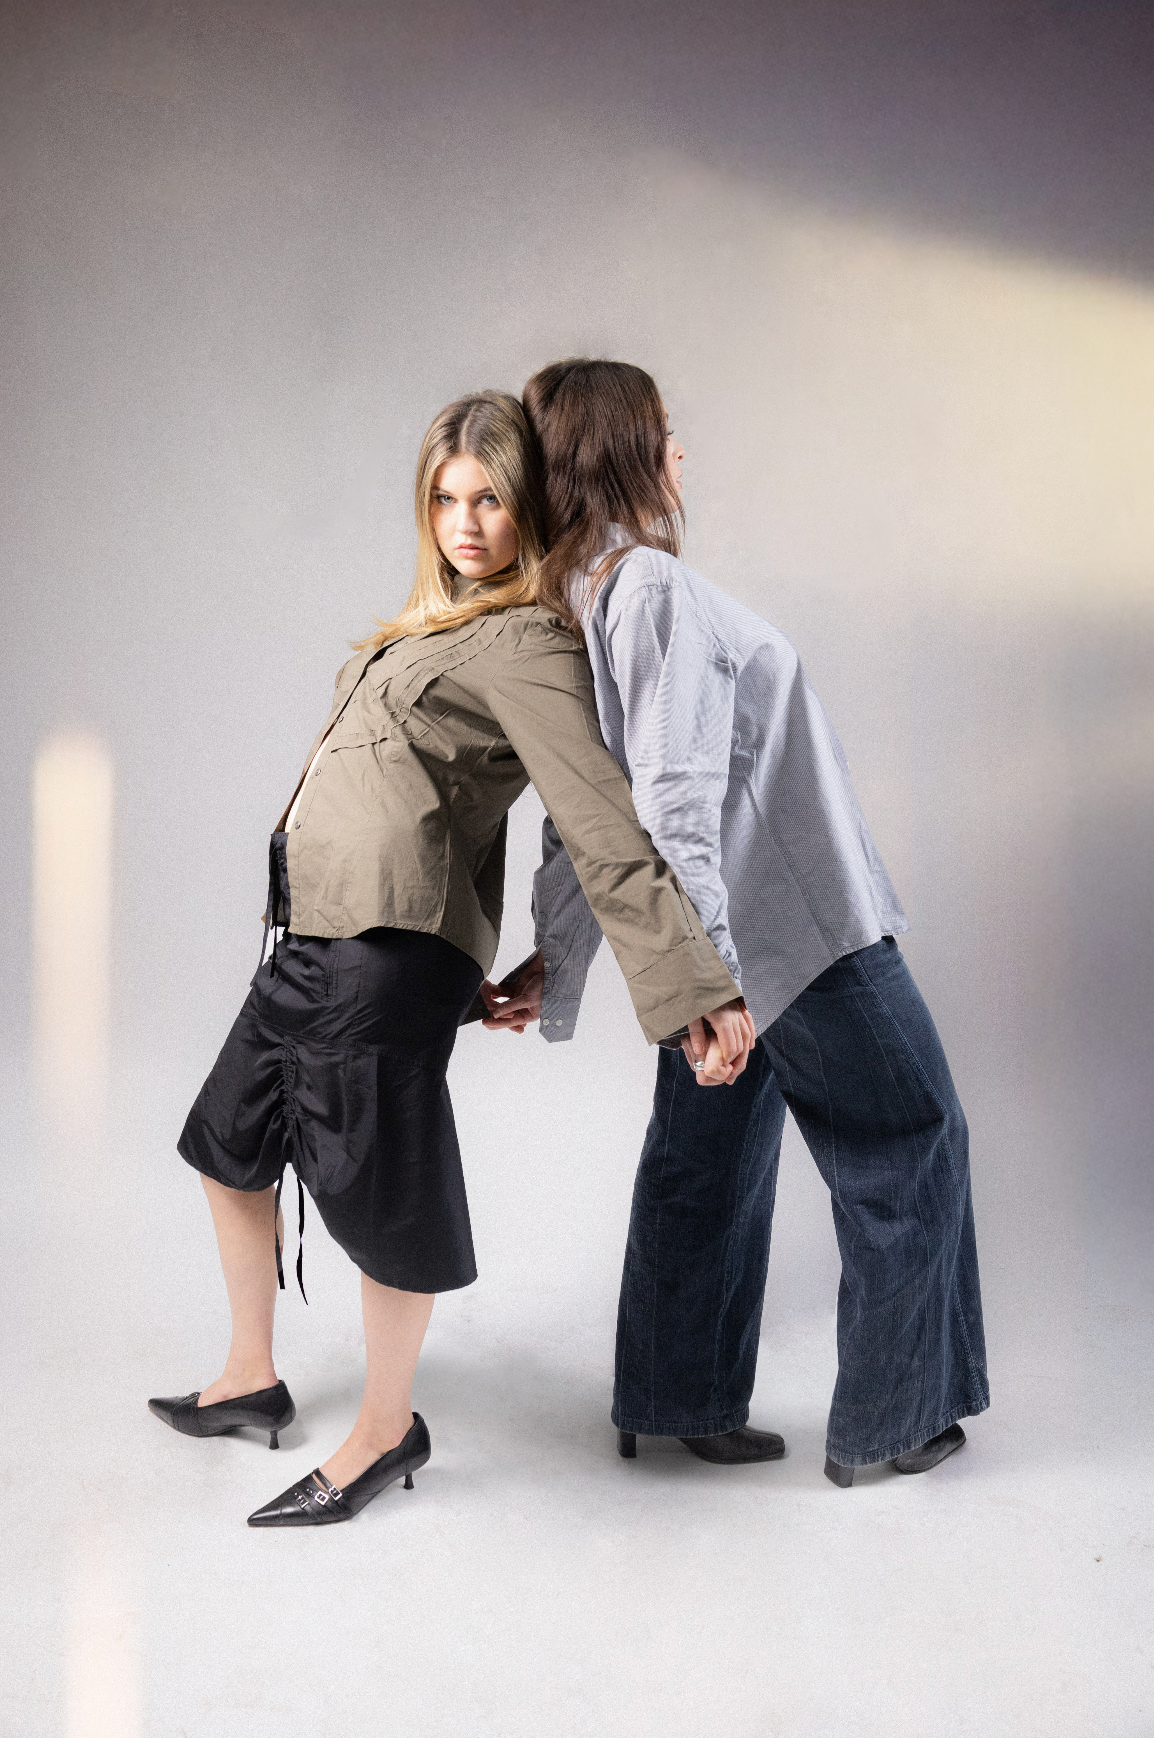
[274,1167,308,1304]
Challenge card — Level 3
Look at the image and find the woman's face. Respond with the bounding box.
[430,454,520,581]
[662,404,685,500]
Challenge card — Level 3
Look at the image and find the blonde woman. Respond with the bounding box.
[149,392,750,1528]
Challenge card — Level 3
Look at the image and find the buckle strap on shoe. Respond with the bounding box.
[302,1469,344,1510]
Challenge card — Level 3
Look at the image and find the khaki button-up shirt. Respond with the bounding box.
[277,606,739,1045]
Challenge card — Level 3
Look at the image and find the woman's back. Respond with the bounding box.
[566,543,908,1031]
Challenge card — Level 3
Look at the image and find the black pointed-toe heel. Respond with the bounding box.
[618,1430,637,1459]
[824,1455,855,1487]
[893,1422,966,1474]
[148,1380,296,1449]
[247,1412,431,1528]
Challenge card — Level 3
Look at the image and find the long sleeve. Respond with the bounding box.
[531,816,603,1040]
[486,623,739,1045]
[602,568,742,983]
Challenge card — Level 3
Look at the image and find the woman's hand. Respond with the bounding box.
[681,999,757,1085]
[479,950,545,1034]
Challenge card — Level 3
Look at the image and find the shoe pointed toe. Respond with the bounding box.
[247,1487,308,1528]
[248,1471,348,1527]
[148,1393,202,1435]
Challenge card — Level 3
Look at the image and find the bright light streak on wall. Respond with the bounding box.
[624,154,1154,614]
[32,732,113,1127]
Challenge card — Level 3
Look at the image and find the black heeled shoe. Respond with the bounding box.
[148,1380,296,1449]
[618,1426,786,1464]
[894,1422,966,1474]
[247,1412,431,1527]
[681,1426,786,1465]
[824,1422,967,1487]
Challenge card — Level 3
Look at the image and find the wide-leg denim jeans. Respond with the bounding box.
[612,938,990,1465]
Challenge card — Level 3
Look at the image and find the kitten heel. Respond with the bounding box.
[269,1430,280,1450]
[404,1472,414,1490]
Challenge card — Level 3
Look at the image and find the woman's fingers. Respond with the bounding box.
[686,1016,708,1067]
[692,1004,754,1085]
[479,951,545,1034]
[480,989,532,1033]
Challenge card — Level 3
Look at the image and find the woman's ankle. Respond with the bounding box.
[318,1413,412,1489]
[352,1409,414,1457]
[199,1362,278,1405]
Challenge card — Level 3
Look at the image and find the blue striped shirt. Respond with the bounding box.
[532,545,908,1040]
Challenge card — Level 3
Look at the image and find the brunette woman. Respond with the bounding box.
[484,360,988,1485]
[149,390,749,1527]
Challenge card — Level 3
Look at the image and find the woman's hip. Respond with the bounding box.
[249,924,482,1046]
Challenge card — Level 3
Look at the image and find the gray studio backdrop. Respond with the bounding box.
[3,1,1152,1391]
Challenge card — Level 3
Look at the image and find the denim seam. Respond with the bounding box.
[639,1056,683,1436]
[773,1007,852,1302]
[848,950,961,1186]
[847,951,985,1388]
[714,1047,768,1420]
[842,978,934,1441]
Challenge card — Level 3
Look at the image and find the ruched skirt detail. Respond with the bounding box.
[178,926,484,1292]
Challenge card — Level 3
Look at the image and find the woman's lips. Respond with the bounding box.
[456,545,485,558]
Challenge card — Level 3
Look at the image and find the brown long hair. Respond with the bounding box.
[357,391,546,649]
[523,359,683,638]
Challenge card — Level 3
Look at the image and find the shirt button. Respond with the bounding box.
[543,960,550,968]
[295,821,301,829]
[554,1019,563,1027]
[541,1019,549,1027]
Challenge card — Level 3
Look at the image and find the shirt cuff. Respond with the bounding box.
[624,940,741,1047]
[538,994,581,1042]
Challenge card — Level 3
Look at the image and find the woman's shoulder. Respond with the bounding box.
[609,543,686,586]
[596,547,793,669]
[595,545,696,616]
[496,603,583,648]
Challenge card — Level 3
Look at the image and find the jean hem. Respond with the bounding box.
[825,1391,990,1468]
[611,1404,751,1437]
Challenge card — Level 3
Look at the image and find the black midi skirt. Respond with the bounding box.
[178,926,484,1293]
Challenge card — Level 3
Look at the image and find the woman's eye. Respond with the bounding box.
[481,494,499,506]
[434,493,453,505]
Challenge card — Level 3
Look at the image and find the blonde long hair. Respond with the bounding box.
[358,391,546,649]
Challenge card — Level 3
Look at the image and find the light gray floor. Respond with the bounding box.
[6,1022,1152,1738]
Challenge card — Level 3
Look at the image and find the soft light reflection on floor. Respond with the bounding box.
[64,1531,142,1738]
